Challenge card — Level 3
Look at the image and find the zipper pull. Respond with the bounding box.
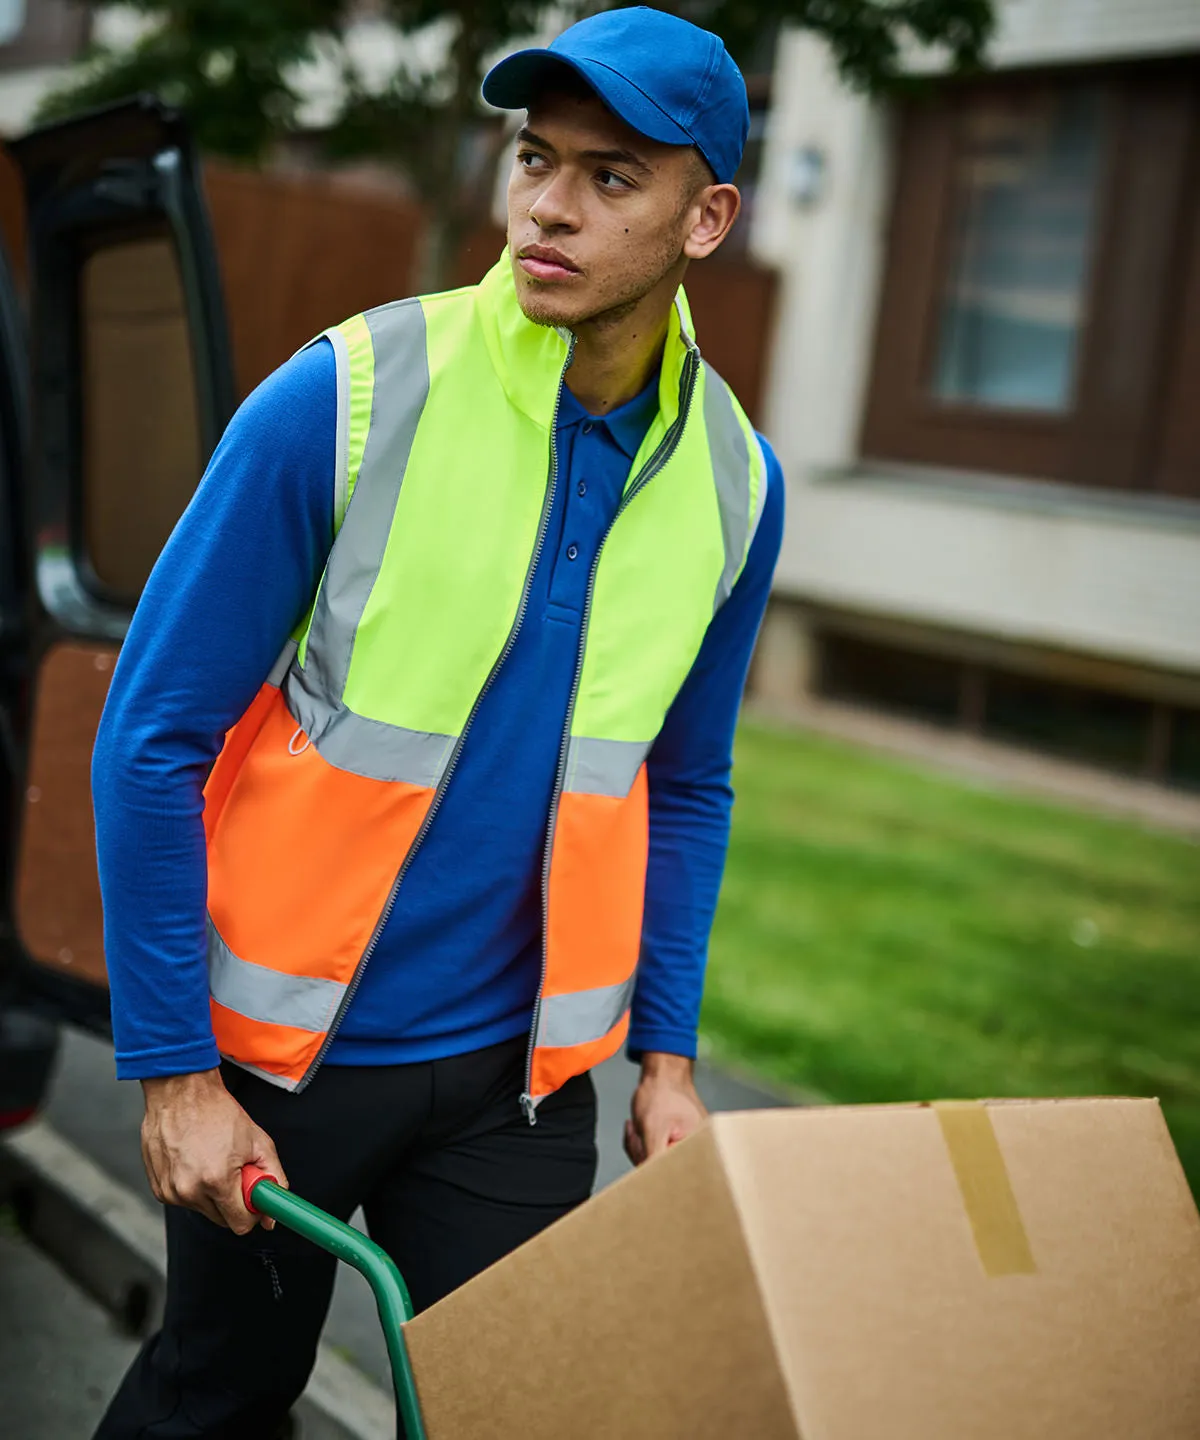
[519,1093,538,1127]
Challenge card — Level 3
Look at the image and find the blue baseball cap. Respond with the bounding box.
[482,6,749,185]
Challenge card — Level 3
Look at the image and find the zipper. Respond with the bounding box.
[520,344,702,1124]
[295,332,577,1092]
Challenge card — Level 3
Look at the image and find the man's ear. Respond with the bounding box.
[683,185,741,261]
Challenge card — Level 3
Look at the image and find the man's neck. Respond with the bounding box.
[563,272,682,415]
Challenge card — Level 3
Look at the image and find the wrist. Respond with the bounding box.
[141,1068,224,1108]
[639,1051,694,1085]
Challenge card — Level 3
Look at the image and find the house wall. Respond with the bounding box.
[752,9,1200,684]
[912,0,1200,70]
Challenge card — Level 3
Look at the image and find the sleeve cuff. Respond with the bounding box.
[625,1027,699,1065]
[115,1038,222,1082]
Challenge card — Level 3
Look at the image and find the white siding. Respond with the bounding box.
[783,480,1200,674]
[911,0,1200,71]
[750,33,892,477]
[0,64,65,134]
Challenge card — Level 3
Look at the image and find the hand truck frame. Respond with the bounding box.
[242,1164,429,1440]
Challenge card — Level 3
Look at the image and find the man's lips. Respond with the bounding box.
[518,247,581,282]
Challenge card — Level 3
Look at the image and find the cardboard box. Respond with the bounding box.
[404,1099,1200,1438]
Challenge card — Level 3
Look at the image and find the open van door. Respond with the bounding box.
[3,96,234,1031]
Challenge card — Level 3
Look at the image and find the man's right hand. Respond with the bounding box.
[140,1069,288,1235]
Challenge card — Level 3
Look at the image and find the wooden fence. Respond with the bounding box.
[0,152,777,422]
[205,164,778,422]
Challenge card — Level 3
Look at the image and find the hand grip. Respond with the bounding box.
[241,1163,278,1215]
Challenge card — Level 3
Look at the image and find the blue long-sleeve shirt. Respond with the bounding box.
[92,336,784,1080]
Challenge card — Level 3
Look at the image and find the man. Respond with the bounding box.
[93,6,784,1434]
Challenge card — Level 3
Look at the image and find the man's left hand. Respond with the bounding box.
[624,1052,707,1166]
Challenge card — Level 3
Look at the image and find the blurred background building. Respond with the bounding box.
[0,0,1196,790]
[751,1,1200,792]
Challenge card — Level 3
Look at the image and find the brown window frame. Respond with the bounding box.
[861,59,1200,499]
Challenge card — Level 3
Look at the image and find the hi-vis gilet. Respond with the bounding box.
[203,255,766,1114]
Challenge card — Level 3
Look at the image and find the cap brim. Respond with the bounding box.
[482,50,692,149]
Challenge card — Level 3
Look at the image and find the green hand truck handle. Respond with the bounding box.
[241,1164,428,1440]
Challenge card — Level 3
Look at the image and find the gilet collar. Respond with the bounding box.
[474,253,697,432]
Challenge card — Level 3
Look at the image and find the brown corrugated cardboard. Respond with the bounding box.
[403,1098,1200,1438]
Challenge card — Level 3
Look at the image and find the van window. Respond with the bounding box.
[80,235,201,601]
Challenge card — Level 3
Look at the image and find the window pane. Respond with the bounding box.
[931,87,1106,413]
[818,632,961,726]
[81,236,202,601]
[984,672,1147,773]
[1171,709,1200,792]
[0,1,24,46]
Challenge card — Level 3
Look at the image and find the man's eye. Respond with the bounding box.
[518,150,548,171]
[596,169,632,191]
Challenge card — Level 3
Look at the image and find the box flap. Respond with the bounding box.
[714,1098,1200,1440]
[404,1123,796,1438]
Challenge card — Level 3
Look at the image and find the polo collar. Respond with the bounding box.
[557,372,660,460]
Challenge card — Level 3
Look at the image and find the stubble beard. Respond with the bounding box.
[511,226,688,335]
[516,281,647,333]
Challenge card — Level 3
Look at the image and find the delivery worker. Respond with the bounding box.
[92,6,784,1434]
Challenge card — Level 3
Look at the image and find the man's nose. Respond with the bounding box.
[530,174,579,231]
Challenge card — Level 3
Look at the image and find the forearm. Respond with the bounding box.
[625,807,727,1164]
[94,726,220,1078]
[95,339,338,1078]
[630,439,783,1058]
[629,782,730,1059]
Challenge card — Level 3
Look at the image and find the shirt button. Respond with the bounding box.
[577,480,587,497]
[566,543,579,561]
[582,421,595,435]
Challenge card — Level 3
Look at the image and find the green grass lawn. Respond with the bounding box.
[704,718,1200,1194]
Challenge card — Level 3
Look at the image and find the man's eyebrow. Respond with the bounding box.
[516,126,654,178]
[516,126,555,152]
[579,146,654,177]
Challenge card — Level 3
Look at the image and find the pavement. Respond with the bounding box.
[3,1026,784,1435]
[0,1225,138,1436]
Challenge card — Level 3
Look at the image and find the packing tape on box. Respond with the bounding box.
[934,1101,1037,1277]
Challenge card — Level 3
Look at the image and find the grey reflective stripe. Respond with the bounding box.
[283,666,454,787]
[563,736,651,798]
[287,328,351,531]
[705,364,753,615]
[325,324,352,532]
[303,300,429,707]
[537,974,637,1049]
[673,292,695,348]
[207,919,346,1034]
[266,639,298,688]
[746,431,768,553]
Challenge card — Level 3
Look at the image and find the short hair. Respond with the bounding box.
[686,147,717,191]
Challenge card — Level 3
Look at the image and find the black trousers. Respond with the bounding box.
[95,1036,597,1438]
